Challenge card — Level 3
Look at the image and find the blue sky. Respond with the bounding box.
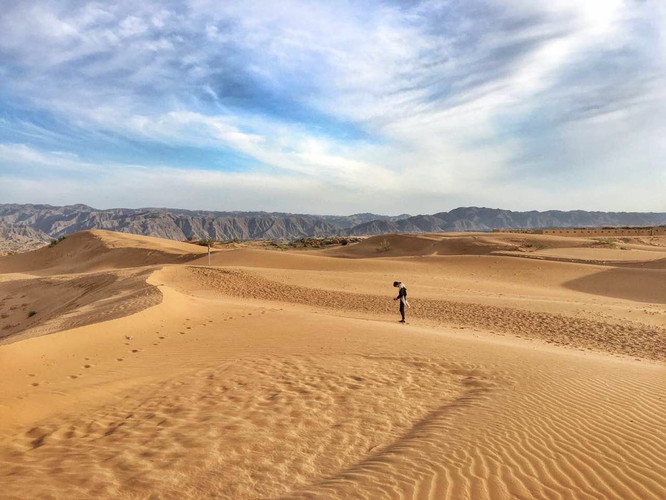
[1,0,664,214]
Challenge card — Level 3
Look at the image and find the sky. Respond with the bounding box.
[1,0,665,215]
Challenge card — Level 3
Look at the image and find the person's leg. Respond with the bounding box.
[400,301,405,322]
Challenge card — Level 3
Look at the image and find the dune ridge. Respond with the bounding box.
[182,266,666,361]
[0,230,206,275]
[325,233,666,260]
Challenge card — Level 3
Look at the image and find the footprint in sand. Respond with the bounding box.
[159,336,165,339]
[69,375,78,379]
[186,326,191,330]
[31,382,39,387]
[83,364,92,369]
[180,332,186,335]
[131,349,140,353]
[116,358,124,362]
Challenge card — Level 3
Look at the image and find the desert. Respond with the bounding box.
[3,1,666,498]
[0,229,664,499]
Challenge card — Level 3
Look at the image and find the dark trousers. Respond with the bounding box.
[399,301,405,321]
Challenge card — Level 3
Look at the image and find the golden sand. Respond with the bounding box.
[0,230,664,499]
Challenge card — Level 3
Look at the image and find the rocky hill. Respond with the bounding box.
[0,221,52,254]
[1,204,665,252]
[0,204,409,244]
[347,207,666,235]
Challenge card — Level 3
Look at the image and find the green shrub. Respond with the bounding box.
[283,237,359,249]
[27,310,37,318]
[48,235,66,248]
[596,238,617,246]
[197,238,215,247]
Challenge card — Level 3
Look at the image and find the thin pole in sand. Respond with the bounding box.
[208,244,211,266]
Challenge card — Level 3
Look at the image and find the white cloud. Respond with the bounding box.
[0,143,98,172]
[0,145,378,213]
[0,0,664,212]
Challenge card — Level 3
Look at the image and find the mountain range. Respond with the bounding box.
[345,207,666,235]
[1,203,665,253]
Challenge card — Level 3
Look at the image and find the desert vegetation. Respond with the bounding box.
[48,236,66,248]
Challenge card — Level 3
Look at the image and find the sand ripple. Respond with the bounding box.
[287,365,666,499]
[0,355,484,499]
[186,267,666,361]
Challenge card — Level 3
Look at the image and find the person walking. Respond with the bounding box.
[393,281,409,323]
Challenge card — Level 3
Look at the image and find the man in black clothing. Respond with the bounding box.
[393,281,408,323]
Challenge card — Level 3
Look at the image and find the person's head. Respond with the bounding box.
[393,281,400,287]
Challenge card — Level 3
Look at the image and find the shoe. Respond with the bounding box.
[399,320,405,323]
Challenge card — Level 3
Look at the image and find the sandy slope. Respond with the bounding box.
[0,230,664,499]
[0,268,160,345]
[0,230,207,275]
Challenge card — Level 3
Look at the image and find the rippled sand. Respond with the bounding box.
[0,230,664,499]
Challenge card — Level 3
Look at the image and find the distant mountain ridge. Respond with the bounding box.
[345,207,666,235]
[0,204,410,243]
[1,204,665,252]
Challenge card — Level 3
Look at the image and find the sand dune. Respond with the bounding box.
[324,232,600,258]
[564,266,666,304]
[0,229,664,499]
[0,230,206,275]
[498,247,666,265]
[0,269,161,345]
[327,233,666,267]
[326,233,518,258]
[183,266,666,360]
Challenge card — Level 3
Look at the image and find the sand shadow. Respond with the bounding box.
[564,266,666,304]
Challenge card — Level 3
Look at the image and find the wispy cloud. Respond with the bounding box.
[1,0,664,213]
